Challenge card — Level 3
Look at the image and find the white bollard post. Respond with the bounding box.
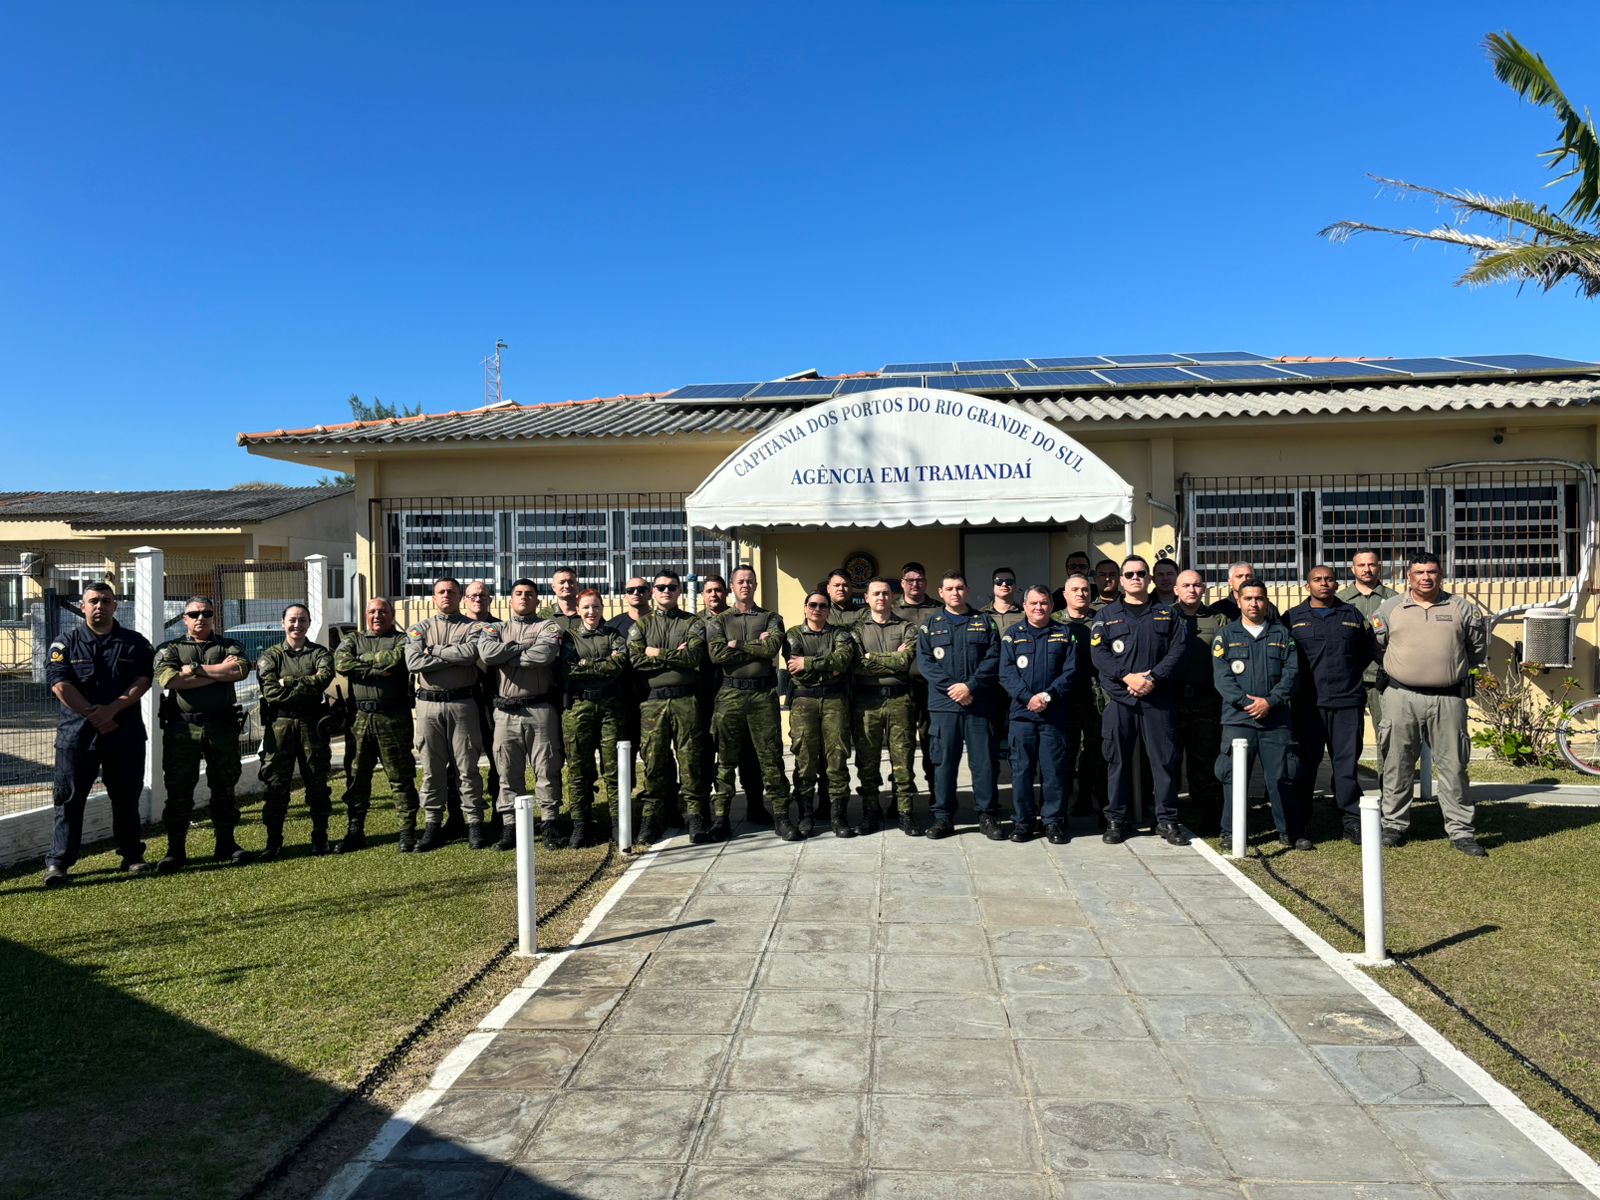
[616,741,634,852]
[1230,737,1249,860]
[514,794,539,957]
[1419,738,1434,801]
[131,546,166,824]
[1353,794,1394,967]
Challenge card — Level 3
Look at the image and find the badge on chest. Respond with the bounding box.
[1231,659,1246,675]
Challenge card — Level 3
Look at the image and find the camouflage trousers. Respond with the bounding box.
[852,693,917,814]
[639,694,707,823]
[790,695,851,822]
[344,710,418,825]
[259,714,333,825]
[562,697,623,822]
[712,686,789,820]
[162,717,242,839]
[1063,694,1106,812]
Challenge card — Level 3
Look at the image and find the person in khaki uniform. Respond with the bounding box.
[1338,549,1398,768]
[851,578,920,835]
[479,578,566,850]
[705,565,788,841]
[256,603,336,858]
[1371,553,1489,856]
[405,576,489,850]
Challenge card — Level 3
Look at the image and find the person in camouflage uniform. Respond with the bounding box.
[536,566,584,632]
[563,589,628,843]
[786,590,857,839]
[1171,569,1228,834]
[333,596,418,852]
[698,573,765,827]
[153,597,252,872]
[256,602,336,857]
[1054,574,1106,819]
[1337,549,1397,771]
[893,561,941,802]
[851,578,919,835]
[705,565,788,841]
[627,570,708,843]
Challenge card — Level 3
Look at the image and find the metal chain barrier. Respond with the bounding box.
[237,841,617,1200]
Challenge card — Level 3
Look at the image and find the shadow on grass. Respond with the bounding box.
[1399,923,1502,959]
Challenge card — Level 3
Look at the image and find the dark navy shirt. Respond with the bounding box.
[1089,600,1186,709]
[46,621,155,743]
[999,620,1078,727]
[1284,599,1374,710]
[916,608,1000,716]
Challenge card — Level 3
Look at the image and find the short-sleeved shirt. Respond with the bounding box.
[47,621,155,742]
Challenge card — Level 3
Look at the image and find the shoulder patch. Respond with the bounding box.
[1211,637,1225,657]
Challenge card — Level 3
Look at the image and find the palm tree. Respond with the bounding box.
[1320,33,1600,297]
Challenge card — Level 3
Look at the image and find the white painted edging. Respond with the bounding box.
[314,839,671,1200]
[1191,837,1600,1196]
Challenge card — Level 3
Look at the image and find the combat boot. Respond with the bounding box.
[978,813,1007,841]
[441,797,468,843]
[745,801,774,827]
[707,814,731,842]
[335,815,366,854]
[257,822,285,862]
[642,810,667,844]
[467,822,490,850]
[859,803,882,835]
[157,831,188,874]
[310,817,331,856]
[831,813,857,839]
[541,820,564,851]
[687,813,708,844]
[397,825,418,853]
[497,817,517,852]
[568,817,590,850]
[415,820,446,852]
[899,811,922,837]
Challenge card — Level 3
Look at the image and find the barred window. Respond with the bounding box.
[1187,490,1301,585]
[0,572,21,624]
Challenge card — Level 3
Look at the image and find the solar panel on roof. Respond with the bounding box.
[746,380,842,399]
[1447,353,1599,371]
[668,383,761,399]
[1100,354,1188,366]
[1272,362,1407,380]
[1180,364,1299,384]
[1176,352,1271,363]
[1029,356,1112,369]
[955,358,1031,372]
[923,373,1017,391]
[882,361,953,374]
[1371,357,1511,376]
[837,376,920,394]
[1012,370,1110,390]
[1098,367,1202,386]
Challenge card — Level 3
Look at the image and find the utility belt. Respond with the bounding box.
[1391,680,1469,699]
[792,683,847,700]
[354,700,409,715]
[852,681,909,700]
[416,686,477,703]
[646,684,696,701]
[720,675,776,693]
[569,684,621,702]
[177,707,242,726]
[493,692,557,712]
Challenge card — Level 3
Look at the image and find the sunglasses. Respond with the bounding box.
[804,601,829,610]
[624,586,649,595]
[1122,571,1148,579]
[654,583,679,591]
[993,578,1015,586]
[184,610,214,619]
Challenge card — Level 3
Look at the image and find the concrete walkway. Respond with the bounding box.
[336,804,1598,1200]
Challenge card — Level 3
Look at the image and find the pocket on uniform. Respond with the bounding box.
[928,722,945,767]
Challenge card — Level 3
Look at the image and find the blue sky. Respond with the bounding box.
[5,1,1599,489]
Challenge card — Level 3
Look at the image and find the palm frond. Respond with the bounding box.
[1486,32,1600,223]
[1353,176,1597,244]
[1458,241,1600,297]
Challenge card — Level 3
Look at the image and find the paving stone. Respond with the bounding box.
[1244,1185,1439,1200]
[1061,1182,1245,1199]
[1202,923,1315,957]
[700,1092,867,1166]
[873,1036,1024,1096]
[601,895,686,923]
[772,922,876,953]
[523,1088,706,1161]
[1134,855,1223,875]
[1166,1041,1349,1103]
[541,948,649,990]
[634,950,761,990]
[1093,924,1216,957]
[875,991,1012,1039]
[706,848,801,873]
[869,1096,1040,1170]
[972,872,1070,896]
[1233,955,1366,996]
[658,921,771,952]
[1035,1099,1229,1178]
[1434,1186,1596,1199]
[996,955,1122,996]
[793,870,881,896]
[681,1166,865,1199]
[1005,994,1149,1040]
[604,988,746,1034]
[680,895,783,923]
[566,1033,729,1090]
[1079,894,1195,926]
[978,895,1089,927]
[1269,995,1412,1045]
[391,1089,550,1162]
[784,894,872,922]
[868,1170,1051,1199]
[1369,1106,1572,1183]
[451,1031,592,1090]
[760,951,875,990]
[496,1162,682,1198]
[1176,895,1281,925]
[880,895,981,923]
[577,922,675,952]
[726,1033,872,1091]
[1017,1039,1185,1099]
[1204,1100,1420,1181]
[883,922,989,955]
[988,927,1104,957]
[698,873,793,896]
[352,1164,503,1199]
[502,988,622,1031]
[881,872,976,898]
[879,952,996,992]
[1070,874,1173,901]
[748,989,873,1036]
[1314,1045,1484,1105]
[1114,956,1249,995]
[1137,995,1298,1045]
[621,871,702,895]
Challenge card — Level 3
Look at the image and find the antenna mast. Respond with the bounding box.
[483,339,508,406]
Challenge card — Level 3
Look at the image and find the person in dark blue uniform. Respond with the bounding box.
[1000,586,1078,844]
[43,581,156,887]
[1213,578,1304,850]
[1284,564,1375,845]
[1089,556,1188,846]
[915,569,1001,840]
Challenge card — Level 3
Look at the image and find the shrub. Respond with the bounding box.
[1469,661,1579,767]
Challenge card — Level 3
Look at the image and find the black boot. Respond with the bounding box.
[978,813,1007,841]
[642,811,667,844]
[441,796,468,842]
[687,813,708,844]
[899,810,922,837]
[1102,822,1127,845]
[467,822,490,850]
[156,831,188,874]
[415,821,446,852]
[256,823,284,863]
[335,815,366,854]
[568,817,590,850]
[397,823,417,853]
[497,818,517,851]
[831,813,857,839]
[541,819,564,851]
[860,803,882,835]
[310,817,331,856]
[708,815,732,842]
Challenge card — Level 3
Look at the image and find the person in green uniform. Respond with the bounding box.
[1172,568,1227,834]
[785,589,857,839]
[705,565,789,840]
[256,602,336,858]
[333,596,418,852]
[628,571,708,843]
[153,597,252,872]
[851,578,919,835]
[1054,574,1106,820]
[982,567,1026,765]
[1337,549,1397,772]
[537,566,584,631]
[893,561,941,802]
[563,588,629,845]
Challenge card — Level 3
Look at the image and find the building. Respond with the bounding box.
[239,353,1600,699]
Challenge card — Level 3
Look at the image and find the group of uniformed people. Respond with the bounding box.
[39,544,1491,887]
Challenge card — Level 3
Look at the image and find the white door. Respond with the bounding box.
[962,530,1051,607]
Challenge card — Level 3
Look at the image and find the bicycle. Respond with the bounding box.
[1555,697,1600,775]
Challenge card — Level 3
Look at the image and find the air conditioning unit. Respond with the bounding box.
[19,552,43,579]
[1521,607,1574,669]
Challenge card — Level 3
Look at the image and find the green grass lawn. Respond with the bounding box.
[1229,793,1600,1164]
[0,782,621,1200]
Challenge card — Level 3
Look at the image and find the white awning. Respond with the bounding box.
[685,388,1134,531]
